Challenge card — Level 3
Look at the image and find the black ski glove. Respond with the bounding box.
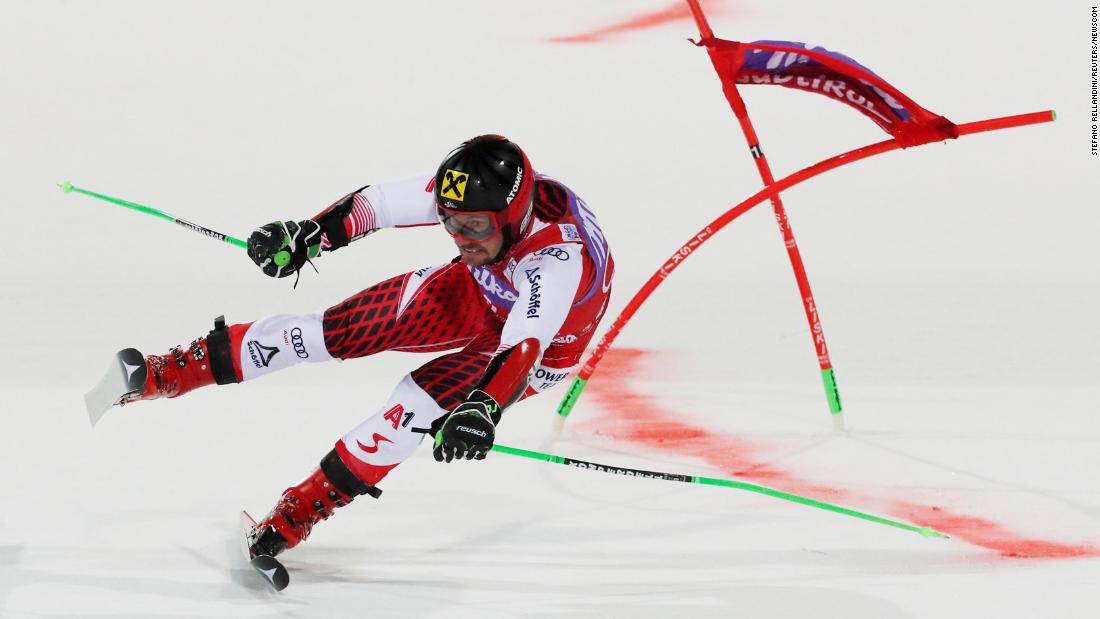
[247,220,322,279]
[433,390,501,462]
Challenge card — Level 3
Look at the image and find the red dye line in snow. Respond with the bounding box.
[546,2,695,44]
[582,348,1100,559]
[891,502,1099,559]
[581,349,844,501]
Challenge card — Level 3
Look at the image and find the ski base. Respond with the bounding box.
[84,348,147,427]
[240,511,289,591]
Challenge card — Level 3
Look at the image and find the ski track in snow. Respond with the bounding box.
[582,348,1100,560]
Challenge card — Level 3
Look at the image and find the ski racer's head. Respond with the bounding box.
[434,135,535,266]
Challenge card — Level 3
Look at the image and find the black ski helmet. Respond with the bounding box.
[434,135,535,253]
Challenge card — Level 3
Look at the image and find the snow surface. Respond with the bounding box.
[2,0,1098,617]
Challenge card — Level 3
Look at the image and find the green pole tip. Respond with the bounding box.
[58,181,75,193]
[1050,110,1057,121]
[918,526,949,539]
[556,377,588,417]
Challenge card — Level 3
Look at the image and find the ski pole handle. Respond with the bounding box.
[58,181,247,249]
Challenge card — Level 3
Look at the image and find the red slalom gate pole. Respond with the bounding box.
[555,110,1054,419]
[684,0,714,38]
[696,32,845,428]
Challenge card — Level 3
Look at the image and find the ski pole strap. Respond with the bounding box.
[59,181,247,249]
[491,443,948,539]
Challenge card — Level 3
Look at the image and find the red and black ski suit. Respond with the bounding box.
[224,172,613,485]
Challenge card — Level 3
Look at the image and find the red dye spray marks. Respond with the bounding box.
[891,502,1100,559]
[546,2,708,44]
[583,349,844,500]
[583,348,1100,559]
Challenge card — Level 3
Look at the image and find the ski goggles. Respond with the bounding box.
[437,208,502,242]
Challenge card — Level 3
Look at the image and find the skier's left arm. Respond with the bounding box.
[433,244,584,462]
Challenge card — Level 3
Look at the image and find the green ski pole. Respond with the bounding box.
[492,443,947,539]
[59,181,247,249]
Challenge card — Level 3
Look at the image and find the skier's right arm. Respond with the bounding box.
[247,173,438,279]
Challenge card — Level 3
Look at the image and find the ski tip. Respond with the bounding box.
[83,348,148,429]
[58,181,75,194]
[117,348,148,392]
[251,555,290,591]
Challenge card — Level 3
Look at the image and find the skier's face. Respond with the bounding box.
[438,210,505,265]
[453,233,503,266]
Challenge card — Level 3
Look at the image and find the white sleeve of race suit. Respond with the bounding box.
[358,172,438,228]
[499,243,584,354]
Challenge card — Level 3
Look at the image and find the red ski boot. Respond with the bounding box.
[250,450,382,558]
[135,316,240,401]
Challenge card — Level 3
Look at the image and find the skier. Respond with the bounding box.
[121,135,614,560]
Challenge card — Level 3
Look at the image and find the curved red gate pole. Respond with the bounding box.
[555,110,1054,419]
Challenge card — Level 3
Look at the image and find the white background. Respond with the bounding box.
[1,0,1097,617]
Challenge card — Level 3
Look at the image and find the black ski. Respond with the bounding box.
[239,511,289,591]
